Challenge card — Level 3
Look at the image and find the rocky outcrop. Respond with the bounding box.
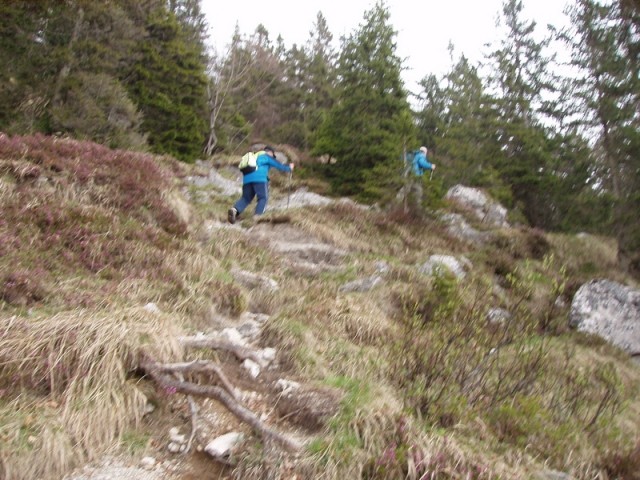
[440,212,492,246]
[269,187,332,210]
[445,185,509,228]
[569,279,640,356]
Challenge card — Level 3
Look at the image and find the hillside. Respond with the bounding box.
[1,134,639,480]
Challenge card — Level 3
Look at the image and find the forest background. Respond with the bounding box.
[0,0,638,278]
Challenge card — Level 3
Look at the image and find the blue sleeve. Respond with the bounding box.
[418,156,433,170]
[267,157,292,173]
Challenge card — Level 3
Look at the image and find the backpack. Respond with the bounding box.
[238,151,263,174]
[404,150,419,175]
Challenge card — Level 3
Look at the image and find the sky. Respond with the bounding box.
[201,0,571,94]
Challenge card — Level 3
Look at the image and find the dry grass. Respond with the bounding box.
[0,307,183,480]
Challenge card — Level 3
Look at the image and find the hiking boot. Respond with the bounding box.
[227,207,238,224]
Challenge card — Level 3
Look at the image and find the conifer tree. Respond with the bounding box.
[274,43,309,146]
[0,1,150,148]
[312,1,414,199]
[485,0,557,225]
[0,2,56,132]
[416,53,504,194]
[304,12,338,151]
[126,6,209,162]
[564,0,640,276]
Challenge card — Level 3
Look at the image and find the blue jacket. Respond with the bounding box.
[242,152,292,185]
[412,151,433,176]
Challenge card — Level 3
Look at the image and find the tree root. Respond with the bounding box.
[142,358,302,453]
[179,336,266,366]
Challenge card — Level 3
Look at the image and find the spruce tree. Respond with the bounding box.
[312,1,414,199]
[485,0,558,225]
[564,0,640,276]
[126,6,209,162]
[304,12,338,151]
[417,54,504,195]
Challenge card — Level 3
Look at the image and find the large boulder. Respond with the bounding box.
[569,279,640,356]
[445,185,509,228]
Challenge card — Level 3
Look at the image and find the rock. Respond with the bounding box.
[204,432,244,460]
[231,269,279,292]
[140,457,156,469]
[258,347,277,363]
[275,379,301,395]
[143,302,161,314]
[419,255,471,279]
[237,320,261,340]
[570,279,640,355]
[185,168,240,196]
[269,187,332,210]
[339,275,384,293]
[487,308,511,324]
[374,261,390,274]
[242,359,261,378]
[169,427,186,445]
[218,327,247,346]
[440,212,492,246]
[535,469,573,480]
[167,442,182,454]
[276,385,342,431]
[143,401,155,415]
[445,185,509,228]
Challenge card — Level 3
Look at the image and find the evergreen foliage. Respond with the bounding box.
[126,7,208,162]
[485,0,558,225]
[312,1,415,200]
[0,0,208,161]
[303,13,338,151]
[562,0,640,277]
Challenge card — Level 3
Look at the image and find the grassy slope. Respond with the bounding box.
[1,134,639,480]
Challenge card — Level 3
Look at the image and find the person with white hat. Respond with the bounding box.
[409,146,435,208]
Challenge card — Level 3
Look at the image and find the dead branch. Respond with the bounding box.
[143,360,301,452]
[179,336,265,367]
[156,360,239,400]
[174,372,199,454]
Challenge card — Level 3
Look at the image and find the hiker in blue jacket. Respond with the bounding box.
[409,146,436,208]
[228,145,294,224]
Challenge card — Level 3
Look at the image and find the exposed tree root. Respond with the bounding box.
[174,372,199,454]
[179,336,266,366]
[157,360,239,400]
[142,358,302,453]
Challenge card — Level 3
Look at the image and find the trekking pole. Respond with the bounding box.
[430,169,434,181]
[287,170,292,209]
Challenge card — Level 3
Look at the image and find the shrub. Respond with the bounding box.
[1,270,47,307]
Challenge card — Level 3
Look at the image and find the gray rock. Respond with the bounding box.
[339,275,384,293]
[185,169,240,196]
[570,279,640,355]
[419,255,471,279]
[535,469,573,480]
[487,308,511,324]
[374,261,390,274]
[445,185,509,228]
[269,187,333,210]
[231,269,279,292]
[440,212,492,246]
[204,432,244,460]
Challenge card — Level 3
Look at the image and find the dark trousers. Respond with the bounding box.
[234,182,269,215]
